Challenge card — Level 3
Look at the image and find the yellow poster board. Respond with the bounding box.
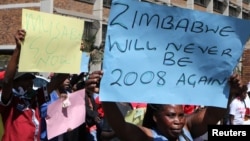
[125,108,146,126]
[20,9,84,73]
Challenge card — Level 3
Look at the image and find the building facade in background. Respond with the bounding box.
[0,0,250,82]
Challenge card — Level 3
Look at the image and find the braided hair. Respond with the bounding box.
[142,104,163,129]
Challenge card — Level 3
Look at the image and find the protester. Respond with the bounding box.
[0,29,69,141]
[84,90,103,141]
[70,72,87,92]
[40,49,88,141]
[245,91,250,122]
[40,74,82,141]
[244,84,250,124]
[228,84,248,125]
[100,102,133,141]
[85,70,243,141]
[66,72,101,141]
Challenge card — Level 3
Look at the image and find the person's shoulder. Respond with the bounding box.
[140,126,155,139]
[230,97,240,104]
[182,126,193,141]
[146,127,170,140]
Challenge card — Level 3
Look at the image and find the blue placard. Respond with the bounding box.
[100,0,250,108]
[80,52,90,73]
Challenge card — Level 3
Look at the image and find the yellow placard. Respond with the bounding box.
[125,108,146,126]
[20,9,84,73]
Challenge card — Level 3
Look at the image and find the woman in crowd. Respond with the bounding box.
[85,70,243,141]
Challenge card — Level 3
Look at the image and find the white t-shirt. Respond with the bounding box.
[229,97,246,125]
[244,94,250,108]
[243,94,250,124]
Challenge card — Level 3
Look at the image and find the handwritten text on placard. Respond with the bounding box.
[100,0,250,108]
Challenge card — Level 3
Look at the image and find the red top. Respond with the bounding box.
[0,71,5,80]
[94,96,104,118]
[0,88,46,141]
[130,102,147,109]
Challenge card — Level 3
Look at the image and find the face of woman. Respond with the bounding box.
[154,105,186,140]
[62,77,71,90]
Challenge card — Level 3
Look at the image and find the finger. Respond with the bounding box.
[88,73,102,80]
[85,86,99,94]
[85,79,99,86]
[90,70,103,76]
[85,83,97,91]
[94,87,100,93]
[60,93,68,100]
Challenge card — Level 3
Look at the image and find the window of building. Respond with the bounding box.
[213,0,224,14]
[82,21,98,52]
[102,24,107,41]
[83,21,92,40]
[103,0,112,8]
[194,0,208,7]
[229,6,238,17]
[242,12,250,20]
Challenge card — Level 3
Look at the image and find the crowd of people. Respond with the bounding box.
[0,28,250,141]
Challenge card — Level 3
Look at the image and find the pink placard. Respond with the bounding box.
[46,89,86,140]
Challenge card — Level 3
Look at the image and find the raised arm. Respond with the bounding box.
[185,73,243,138]
[1,29,25,104]
[85,71,151,141]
